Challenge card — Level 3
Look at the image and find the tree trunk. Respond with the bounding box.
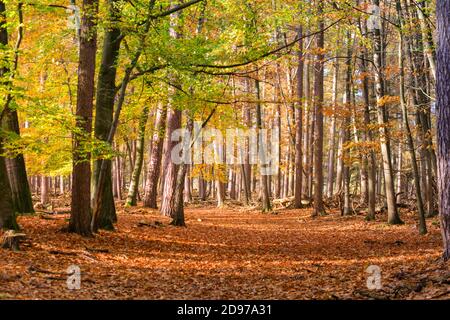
[372,0,402,224]
[303,60,311,198]
[160,104,182,216]
[326,54,339,198]
[436,0,450,260]
[126,105,149,206]
[312,6,325,217]
[40,176,49,206]
[92,0,121,229]
[342,32,352,216]
[0,144,18,230]
[69,0,99,236]
[294,26,304,208]
[0,1,33,215]
[359,24,376,219]
[397,0,426,233]
[255,79,271,212]
[143,106,167,208]
[416,0,436,81]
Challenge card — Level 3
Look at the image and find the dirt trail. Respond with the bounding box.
[0,206,448,299]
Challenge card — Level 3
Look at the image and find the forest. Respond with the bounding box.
[1,0,450,300]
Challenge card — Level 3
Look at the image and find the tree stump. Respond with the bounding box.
[1,230,26,251]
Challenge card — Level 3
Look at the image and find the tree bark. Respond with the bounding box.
[397,0,426,233]
[0,1,33,215]
[92,0,121,229]
[326,54,339,198]
[436,0,450,260]
[372,0,402,224]
[143,105,167,208]
[312,5,325,217]
[126,105,149,206]
[0,144,18,230]
[70,0,99,236]
[255,79,271,212]
[294,26,303,208]
[342,32,352,216]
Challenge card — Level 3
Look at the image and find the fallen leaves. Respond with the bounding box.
[0,204,448,299]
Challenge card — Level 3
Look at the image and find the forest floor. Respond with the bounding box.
[1,201,449,300]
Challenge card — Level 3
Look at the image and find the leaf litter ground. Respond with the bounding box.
[1,204,449,299]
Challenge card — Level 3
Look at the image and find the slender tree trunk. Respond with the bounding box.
[126,105,149,206]
[294,26,303,208]
[372,0,402,224]
[342,32,352,216]
[41,176,49,206]
[396,131,403,203]
[326,55,339,198]
[416,0,436,81]
[60,176,65,195]
[255,79,271,212]
[396,0,426,233]
[312,6,325,217]
[360,39,376,219]
[303,60,311,198]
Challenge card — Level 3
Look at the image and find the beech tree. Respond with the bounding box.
[436,0,450,260]
[69,0,99,236]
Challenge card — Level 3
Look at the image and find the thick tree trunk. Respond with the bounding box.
[92,0,121,229]
[0,1,33,215]
[164,114,193,226]
[160,104,182,216]
[436,0,450,260]
[69,0,99,236]
[0,145,18,230]
[143,106,167,208]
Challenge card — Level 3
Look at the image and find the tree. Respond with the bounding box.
[69,0,99,236]
[255,78,272,213]
[0,0,19,230]
[143,105,167,208]
[92,0,122,230]
[341,31,352,216]
[396,0,426,234]
[312,2,325,217]
[436,0,450,260]
[0,1,33,215]
[126,104,150,206]
[371,0,402,225]
[294,26,303,209]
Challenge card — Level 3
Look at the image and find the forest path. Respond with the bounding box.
[0,205,448,299]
